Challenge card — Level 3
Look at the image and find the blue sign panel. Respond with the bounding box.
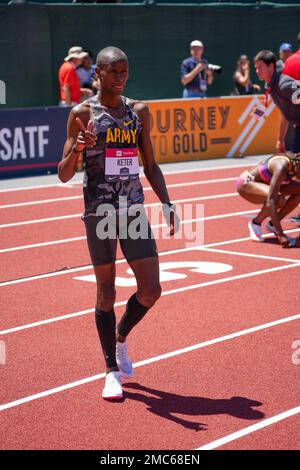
[0,106,70,178]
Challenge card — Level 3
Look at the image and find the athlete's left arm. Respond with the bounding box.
[135,102,171,204]
[135,101,180,235]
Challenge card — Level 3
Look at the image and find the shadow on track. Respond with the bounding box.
[123,382,264,432]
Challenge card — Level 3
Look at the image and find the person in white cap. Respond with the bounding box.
[58,46,93,106]
[180,40,214,98]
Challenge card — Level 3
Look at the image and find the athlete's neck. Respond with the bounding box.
[98,91,123,109]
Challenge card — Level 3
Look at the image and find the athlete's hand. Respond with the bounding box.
[241,62,249,73]
[162,203,180,237]
[75,118,97,152]
[169,210,180,236]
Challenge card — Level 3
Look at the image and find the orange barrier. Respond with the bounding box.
[147,95,279,163]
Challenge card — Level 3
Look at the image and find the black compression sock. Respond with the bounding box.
[95,308,117,368]
[117,293,149,338]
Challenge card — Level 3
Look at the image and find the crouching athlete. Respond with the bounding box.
[237,153,300,247]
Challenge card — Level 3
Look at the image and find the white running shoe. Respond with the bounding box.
[248,220,264,242]
[116,341,134,378]
[102,371,123,400]
[266,220,277,235]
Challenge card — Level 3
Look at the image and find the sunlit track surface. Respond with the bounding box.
[1,159,300,450]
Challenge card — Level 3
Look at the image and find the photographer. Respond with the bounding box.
[180,40,214,98]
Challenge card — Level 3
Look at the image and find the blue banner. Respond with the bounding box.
[0,106,70,178]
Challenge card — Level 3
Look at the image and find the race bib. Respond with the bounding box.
[105,147,139,182]
[251,104,266,121]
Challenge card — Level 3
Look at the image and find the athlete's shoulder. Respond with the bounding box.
[268,154,290,170]
[69,100,93,125]
[126,98,149,116]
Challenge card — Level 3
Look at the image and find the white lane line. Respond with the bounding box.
[0,177,236,210]
[0,236,86,253]
[144,177,236,191]
[158,263,300,297]
[0,311,299,412]
[0,213,82,229]
[197,405,300,450]
[200,246,300,264]
[0,195,82,209]
[0,183,73,193]
[0,192,238,229]
[2,227,299,287]
[0,161,254,194]
[1,262,299,335]
[0,208,257,254]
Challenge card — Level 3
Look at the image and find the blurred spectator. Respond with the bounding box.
[282,33,300,80]
[180,40,213,98]
[58,46,93,107]
[276,43,293,73]
[76,50,100,100]
[76,50,95,87]
[233,55,261,95]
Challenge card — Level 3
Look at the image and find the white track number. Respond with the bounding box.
[74,261,233,287]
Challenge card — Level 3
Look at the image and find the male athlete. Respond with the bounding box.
[58,47,179,400]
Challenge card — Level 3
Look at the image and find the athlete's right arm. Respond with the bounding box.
[62,85,72,107]
[58,108,96,183]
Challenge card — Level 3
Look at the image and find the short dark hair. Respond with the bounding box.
[84,50,93,59]
[96,46,128,69]
[298,32,300,46]
[253,50,276,67]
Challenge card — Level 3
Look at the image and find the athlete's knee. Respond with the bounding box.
[138,283,162,308]
[96,281,116,310]
[237,183,251,200]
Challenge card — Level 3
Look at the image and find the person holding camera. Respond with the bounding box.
[180,40,214,98]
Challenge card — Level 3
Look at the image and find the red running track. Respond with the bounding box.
[1,163,300,450]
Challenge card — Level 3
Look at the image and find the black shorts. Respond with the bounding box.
[292,125,300,153]
[83,208,158,267]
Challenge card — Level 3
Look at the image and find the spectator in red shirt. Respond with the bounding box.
[58,46,93,106]
[282,33,300,80]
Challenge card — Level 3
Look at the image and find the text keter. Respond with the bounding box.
[117,159,132,166]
